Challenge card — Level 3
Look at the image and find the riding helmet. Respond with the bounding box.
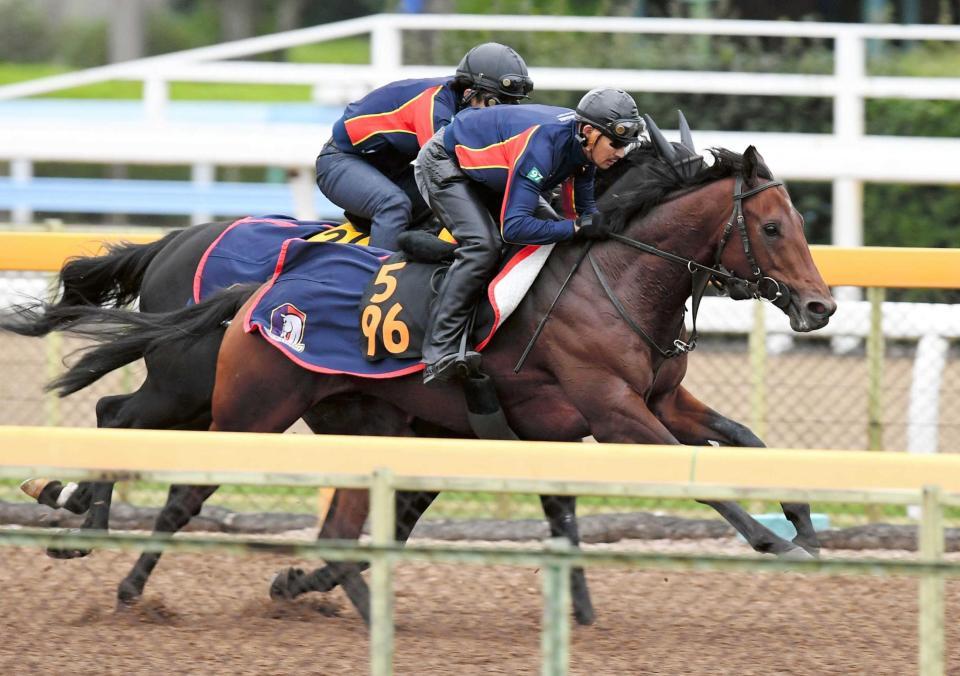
[455,42,534,101]
[575,88,644,144]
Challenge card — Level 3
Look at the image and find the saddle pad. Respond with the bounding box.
[193,215,369,303]
[243,238,554,378]
[358,242,553,362]
[242,238,422,378]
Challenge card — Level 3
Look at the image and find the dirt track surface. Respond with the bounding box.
[1,540,958,675]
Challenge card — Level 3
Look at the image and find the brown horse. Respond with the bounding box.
[30,142,834,623]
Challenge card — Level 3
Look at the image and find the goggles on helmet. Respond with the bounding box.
[605,117,644,143]
[495,73,534,98]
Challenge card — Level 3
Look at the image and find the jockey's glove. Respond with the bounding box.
[574,212,613,240]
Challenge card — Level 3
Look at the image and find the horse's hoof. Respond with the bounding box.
[573,607,596,626]
[779,546,815,561]
[20,478,51,500]
[117,580,142,607]
[792,538,821,559]
[46,546,91,559]
[269,567,305,601]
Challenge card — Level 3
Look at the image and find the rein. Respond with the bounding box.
[514,175,788,372]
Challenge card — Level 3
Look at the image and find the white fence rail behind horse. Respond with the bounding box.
[2,15,960,240]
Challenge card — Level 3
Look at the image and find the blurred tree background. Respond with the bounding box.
[0,0,957,252]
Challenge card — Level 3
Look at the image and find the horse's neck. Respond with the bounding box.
[591,179,732,334]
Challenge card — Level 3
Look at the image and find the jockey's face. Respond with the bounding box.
[582,125,627,169]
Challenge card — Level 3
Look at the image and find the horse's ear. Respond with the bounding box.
[742,145,761,185]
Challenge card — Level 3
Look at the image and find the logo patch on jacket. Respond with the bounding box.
[525,167,545,184]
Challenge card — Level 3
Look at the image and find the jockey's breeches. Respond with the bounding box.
[316,138,419,251]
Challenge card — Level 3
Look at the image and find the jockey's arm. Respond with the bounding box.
[572,164,598,217]
[500,175,576,245]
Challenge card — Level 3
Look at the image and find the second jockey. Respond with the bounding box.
[316,42,533,250]
[415,88,644,384]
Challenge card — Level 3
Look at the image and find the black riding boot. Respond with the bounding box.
[421,256,488,384]
[417,132,502,384]
[419,196,501,383]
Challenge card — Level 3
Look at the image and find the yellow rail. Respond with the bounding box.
[0,231,159,272]
[0,232,955,288]
[3,426,960,493]
[810,245,959,289]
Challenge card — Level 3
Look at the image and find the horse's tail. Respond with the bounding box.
[45,283,260,397]
[0,230,183,338]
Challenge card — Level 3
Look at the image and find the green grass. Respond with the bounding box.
[870,42,960,77]
[0,63,313,101]
[287,37,369,64]
[0,478,940,527]
[0,36,370,102]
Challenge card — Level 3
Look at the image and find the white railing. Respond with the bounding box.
[2,14,960,242]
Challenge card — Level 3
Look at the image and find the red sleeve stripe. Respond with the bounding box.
[497,126,541,233]
[343,85,443,147]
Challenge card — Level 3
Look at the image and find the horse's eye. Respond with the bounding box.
[763,223,780,237]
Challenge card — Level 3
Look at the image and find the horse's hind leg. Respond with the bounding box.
[20,393,133,523]
[117,484,219,606]
[271,489,439,606]
[269,401,437,625]
[39,393,140,558]
[540,495,595,626]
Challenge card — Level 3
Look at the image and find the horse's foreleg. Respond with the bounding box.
[539,494,595,626]
[117,484,219,606]
[653,385,819,557]
[572,379,809,558]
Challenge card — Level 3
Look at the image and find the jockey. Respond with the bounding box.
[316,42,533,251]
[415,88,644,384]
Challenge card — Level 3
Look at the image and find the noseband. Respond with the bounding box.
[711,175,791,311]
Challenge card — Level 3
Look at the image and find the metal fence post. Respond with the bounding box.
[541,537,572,676]
[866,287,885,452]
[919,484,944,676]
[866,287,885,521]
[749,299,767,440]
[370,467,396,676]
[43,219,64,427]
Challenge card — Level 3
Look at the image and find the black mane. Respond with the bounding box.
[595,142,773,230]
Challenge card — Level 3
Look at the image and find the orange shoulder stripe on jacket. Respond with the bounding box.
[344,85,444,146]
[454,126,539,172]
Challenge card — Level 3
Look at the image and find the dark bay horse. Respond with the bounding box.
[31,143,836,617]
[9,210,597,622]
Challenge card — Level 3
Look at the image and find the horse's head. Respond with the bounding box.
[716,146,836,332]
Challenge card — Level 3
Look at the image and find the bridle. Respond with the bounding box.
[513,174,790,372]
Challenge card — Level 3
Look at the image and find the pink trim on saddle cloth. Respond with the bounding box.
[192,216,329,304]
[242,242,424,379]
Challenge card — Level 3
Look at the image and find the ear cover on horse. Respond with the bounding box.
[643,114,677,165]
[742,145,761,186]
[397,230,458,264]
[643,112,705,180]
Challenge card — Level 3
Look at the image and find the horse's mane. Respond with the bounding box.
[595,142,773,231]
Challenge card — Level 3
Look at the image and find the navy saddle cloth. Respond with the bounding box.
[196,215,551,378]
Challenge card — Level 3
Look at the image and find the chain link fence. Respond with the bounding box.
[1,265,956,528]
